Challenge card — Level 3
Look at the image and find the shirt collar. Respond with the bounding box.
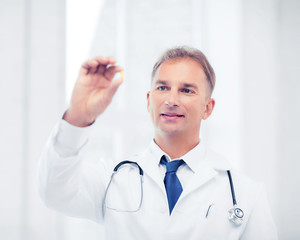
[150,139,215,173]
[149,139,168,166]
[149,139,231,173]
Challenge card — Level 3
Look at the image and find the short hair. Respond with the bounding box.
[151,46,216,95]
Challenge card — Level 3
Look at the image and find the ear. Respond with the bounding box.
[147,91,150,112]
[202,98,215,120]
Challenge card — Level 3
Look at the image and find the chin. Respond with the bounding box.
[158,127,182,137]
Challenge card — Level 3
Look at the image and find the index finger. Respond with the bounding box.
[94,56,116,66]
[80,57,117,75]
[82,57,116,69]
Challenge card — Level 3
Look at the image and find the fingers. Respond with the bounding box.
[103,65,123,81]
[80,56,117,75]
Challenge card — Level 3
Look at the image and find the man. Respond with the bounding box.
[38,46,277,239]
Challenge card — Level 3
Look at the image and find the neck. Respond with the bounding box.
[154,133,199,159]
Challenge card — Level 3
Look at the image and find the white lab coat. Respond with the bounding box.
[38,122,277,240]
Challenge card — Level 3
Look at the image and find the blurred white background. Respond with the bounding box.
[0,0,299,239]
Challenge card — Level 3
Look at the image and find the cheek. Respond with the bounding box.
[148,97,159,118]
[150,94,163,109]
[187,100,206,117]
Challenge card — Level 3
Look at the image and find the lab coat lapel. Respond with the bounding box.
[136,147,166,193]
[180,165,218,201]
[180,148,231,201]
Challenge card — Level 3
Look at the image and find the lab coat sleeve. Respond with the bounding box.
[241,184,278,240]
[38,120,110,224]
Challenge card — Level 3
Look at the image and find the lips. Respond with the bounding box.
[160,112,185,118]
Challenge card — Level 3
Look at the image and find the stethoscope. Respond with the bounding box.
[103,160,244,226]
[226,170,244,226]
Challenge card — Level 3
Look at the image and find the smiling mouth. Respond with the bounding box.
[161,113,185,118]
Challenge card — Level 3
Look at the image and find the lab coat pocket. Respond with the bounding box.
[202,202,242,239]
[204,202,229,223]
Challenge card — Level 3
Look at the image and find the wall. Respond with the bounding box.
[0,0,299,239]
[0,0,66,239]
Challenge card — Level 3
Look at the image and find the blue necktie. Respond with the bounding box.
[160,156,184,215]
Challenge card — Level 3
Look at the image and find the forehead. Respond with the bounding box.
[153,58,207,85]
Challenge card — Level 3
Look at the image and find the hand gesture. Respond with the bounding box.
[64,57,123,127]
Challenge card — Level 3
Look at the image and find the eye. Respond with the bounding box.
[157,86,167,91]
[182,88,193,94]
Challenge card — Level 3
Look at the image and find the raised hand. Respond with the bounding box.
[64,56,123,127]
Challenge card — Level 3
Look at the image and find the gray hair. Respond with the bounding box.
[151,46,216,95]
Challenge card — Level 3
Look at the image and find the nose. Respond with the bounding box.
[165,90,179,107]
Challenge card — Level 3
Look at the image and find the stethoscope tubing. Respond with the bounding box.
[227,170,237,206]
[105,161,244,225]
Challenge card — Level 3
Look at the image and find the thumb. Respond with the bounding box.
[108,78,124,97]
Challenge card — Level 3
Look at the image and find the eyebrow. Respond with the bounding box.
[182,83,198,90]
[154,80,168,86]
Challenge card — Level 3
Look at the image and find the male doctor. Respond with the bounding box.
[38,47,277,239]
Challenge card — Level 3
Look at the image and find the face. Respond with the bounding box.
[147,58,215,140]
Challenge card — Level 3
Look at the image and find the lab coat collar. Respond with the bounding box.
[136,142,166,193]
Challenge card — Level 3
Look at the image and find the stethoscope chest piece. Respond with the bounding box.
[228,206,244,226]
